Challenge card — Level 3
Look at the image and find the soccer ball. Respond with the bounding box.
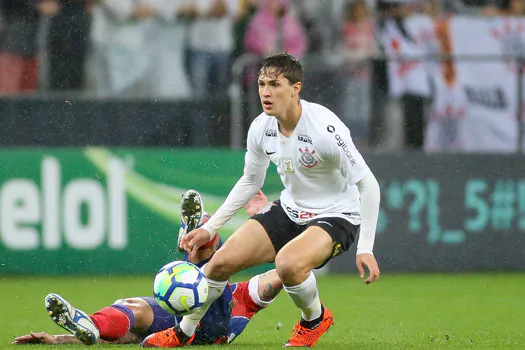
[153,260,209,316]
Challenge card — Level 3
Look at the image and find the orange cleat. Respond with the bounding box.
[140,326,194,348]
[284,306,334,348]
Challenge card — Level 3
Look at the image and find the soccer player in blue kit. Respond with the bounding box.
[12,190,282,346]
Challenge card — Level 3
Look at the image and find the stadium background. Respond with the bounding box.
[1,0,525,348]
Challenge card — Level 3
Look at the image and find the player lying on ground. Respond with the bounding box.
[12,190,282,346]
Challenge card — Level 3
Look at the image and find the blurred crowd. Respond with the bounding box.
[0,0,312,98]
[0,0,505,97]
[0,0,521,98]
[1,0,524,151]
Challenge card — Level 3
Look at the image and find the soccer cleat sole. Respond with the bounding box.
[45,294,97,345]
[181,190,203,227]
[178,190,204,252]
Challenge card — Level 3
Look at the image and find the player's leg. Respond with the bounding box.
[129,297,177,338]
[88,298,140,341]
[45,294,168,345]
[44,293,100,345]
[228,269,283,343]
[142,218,277,348]
[191,284,234,345]
[94,297,175,343]
[275,218,357,347]
[98,297,175,344]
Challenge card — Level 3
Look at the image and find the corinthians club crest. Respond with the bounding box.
[298,147,318,168]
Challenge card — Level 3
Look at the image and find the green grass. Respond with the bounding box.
[2,273,525,349]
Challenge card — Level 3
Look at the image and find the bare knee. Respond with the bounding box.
[205,249,238,281]
[112,298,147,316]
[113,298,127,305]
[112,298,153,331]
[275,252,310,286]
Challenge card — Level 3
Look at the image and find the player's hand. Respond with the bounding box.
[356,253,380,284]
[180,227,212,260]
[243,190,269,217]
[12,332,57,345]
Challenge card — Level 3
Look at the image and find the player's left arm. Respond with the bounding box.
[327,127,381,284]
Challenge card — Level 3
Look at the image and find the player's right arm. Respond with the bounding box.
[181,118,270,258]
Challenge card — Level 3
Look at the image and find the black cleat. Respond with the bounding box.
[44,293,100,345]
[177,189,204,252]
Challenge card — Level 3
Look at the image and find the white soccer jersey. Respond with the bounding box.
[245,99,370,225]
[202,99,373,237]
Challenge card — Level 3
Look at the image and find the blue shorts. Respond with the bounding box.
[141,297,176,335]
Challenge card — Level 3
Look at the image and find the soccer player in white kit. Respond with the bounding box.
[142,53,381,348]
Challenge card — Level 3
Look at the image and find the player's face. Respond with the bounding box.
[258,70,301,117]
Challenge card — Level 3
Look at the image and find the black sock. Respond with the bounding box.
[300,305,325,329]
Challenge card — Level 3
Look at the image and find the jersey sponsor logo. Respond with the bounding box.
[298,147,319,168]
[334,134,357,166]
[297,134,312,144]
[327,125,335,133]
[265,150,276,155]
[283,203,317,220]
[265,129,277,137]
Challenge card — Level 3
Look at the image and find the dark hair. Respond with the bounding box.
[259,53,304,84]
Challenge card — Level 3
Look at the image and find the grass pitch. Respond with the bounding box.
[2,273,524,349]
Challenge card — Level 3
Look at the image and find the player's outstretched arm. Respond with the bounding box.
[12,332,80,345]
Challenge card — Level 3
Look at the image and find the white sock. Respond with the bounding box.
[282,272,322,322]
[179,264,227,337]
[248,275,275,308]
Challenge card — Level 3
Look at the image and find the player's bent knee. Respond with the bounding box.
[205,250,239,280]
[113,298,146,311]
[274,253,309,284]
